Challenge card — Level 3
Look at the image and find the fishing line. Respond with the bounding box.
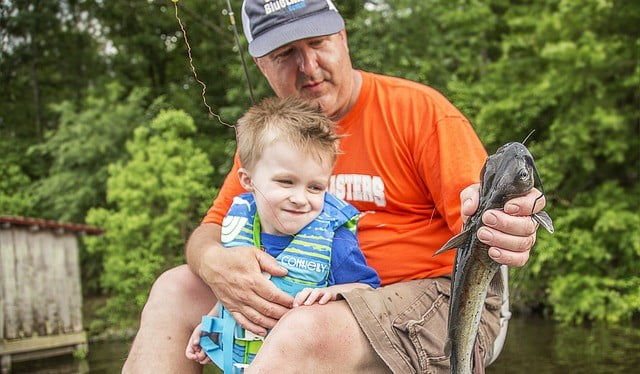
[426,207,437,228]
[522,129,546,216]
[252,183,360,249]
[172,0,233,127]
[524,149,548,219]
[251,183,290,236]
[224,0,256,104]
[531,167,547,216]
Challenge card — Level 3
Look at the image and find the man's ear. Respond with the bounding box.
[254,57,265,74]
[238,168,253,191]
[339,29,349,51]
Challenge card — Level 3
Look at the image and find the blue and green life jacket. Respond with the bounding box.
[199,192,359,374]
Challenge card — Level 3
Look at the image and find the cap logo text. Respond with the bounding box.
[264,0,306,15]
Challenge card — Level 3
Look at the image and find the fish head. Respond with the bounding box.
[481,142,537,208]
[497,142,536,197]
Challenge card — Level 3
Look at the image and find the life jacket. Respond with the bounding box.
[200,192,359,374]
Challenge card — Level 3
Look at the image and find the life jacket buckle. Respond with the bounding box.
[234,325,264,342]
[233,363,249,373]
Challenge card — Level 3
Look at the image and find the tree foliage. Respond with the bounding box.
[28,83,151,222]
[84,110,215,328]
[0,161,34,216]
[454,0,640,324]
[348,0,497,90]
[348,0,639,324]
[0,0,105,141]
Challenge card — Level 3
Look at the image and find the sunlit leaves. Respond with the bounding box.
[84,110,215,328]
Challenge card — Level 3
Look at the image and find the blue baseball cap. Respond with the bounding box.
[241,0,345,57]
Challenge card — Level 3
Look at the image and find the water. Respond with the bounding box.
[9,340,129,374]
[489,317,640,373]
[10,317,640,373]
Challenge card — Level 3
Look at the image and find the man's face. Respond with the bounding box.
[254,30,356,121]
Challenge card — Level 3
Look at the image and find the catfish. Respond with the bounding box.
[435,142,554,374]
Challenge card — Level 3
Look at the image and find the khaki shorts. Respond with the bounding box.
[342,277,501,374]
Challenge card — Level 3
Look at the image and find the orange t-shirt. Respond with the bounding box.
[202,71,487,286]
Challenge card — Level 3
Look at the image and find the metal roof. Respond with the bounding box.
[0,216,104,235]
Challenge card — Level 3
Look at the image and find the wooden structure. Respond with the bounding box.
[0,216,103,372]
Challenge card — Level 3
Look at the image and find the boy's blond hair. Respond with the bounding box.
[236,96,341,170]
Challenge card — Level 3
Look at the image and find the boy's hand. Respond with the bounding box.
[185,323,212,365]
[293,288,337,307]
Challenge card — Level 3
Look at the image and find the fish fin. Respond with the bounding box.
[489,269,504,297]
[433,229,471,256]
[443,339,451,358]
[533,211,554,234]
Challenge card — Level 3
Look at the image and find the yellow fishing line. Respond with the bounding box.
[173,0,233,128]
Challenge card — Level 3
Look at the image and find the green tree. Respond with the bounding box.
[0,160,35,216]
[346,0,639,324]
[84,109,215,328]
[1,0,244,199]
[87,0,247,181]
[29,83,152,223]
[450,0,640,324]
[1,0,108,188]
[348,0,497,94]
[0,0,105,140]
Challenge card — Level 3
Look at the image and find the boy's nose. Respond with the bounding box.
[288,187,307,205]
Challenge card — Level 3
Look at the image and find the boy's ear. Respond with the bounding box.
[238,168,253,191]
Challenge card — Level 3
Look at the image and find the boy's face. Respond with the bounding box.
[239,140,332,236]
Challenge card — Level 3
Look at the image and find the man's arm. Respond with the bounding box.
[185,223,293,335]
[460,184,546,267]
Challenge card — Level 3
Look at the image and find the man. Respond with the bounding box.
[123,1,545,373]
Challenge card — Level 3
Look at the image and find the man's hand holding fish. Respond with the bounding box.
[460,184,546,267]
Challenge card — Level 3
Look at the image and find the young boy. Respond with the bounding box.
[185,97,380,370]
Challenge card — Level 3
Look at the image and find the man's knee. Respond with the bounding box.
[270,301,355,354]
[248,301,376,373]
[125,265,212,374]
[150,265,212,299]
[141,264,215,321]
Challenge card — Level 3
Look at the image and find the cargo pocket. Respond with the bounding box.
[392,278,451,374]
